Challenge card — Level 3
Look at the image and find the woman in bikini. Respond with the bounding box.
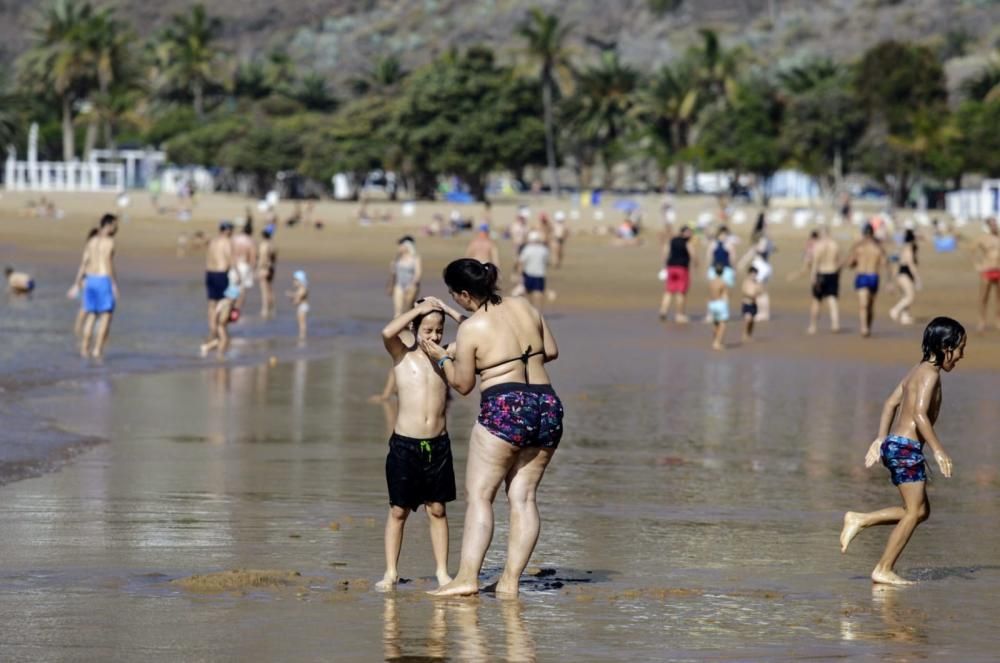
[889,229,920,325]
[418,259,563,597]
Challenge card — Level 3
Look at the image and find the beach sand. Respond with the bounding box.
[1,191,999,660]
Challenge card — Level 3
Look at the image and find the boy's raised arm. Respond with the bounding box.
[381,302,438,360]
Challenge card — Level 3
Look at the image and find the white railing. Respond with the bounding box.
[4,157,126,193]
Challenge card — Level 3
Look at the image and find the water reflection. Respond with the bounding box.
[382,596,536,662]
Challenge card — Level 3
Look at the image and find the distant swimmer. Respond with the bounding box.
[287,270,309,341]
[659,224,695,323]
[889,230,920,326]
[740,265,762,343]
[843,224,890,337]
[69,214,119,359]
[465,224,500,265]
[972,217,1000,332]
[790,226,841,335]
[232,218,257,314]
[517,231,550,311]
[375,297,464,591]
[389,237,421,317]
[199,277,240,359]
[707,261,730,351]
[840,317,964,585]
[257,224,277,318]
[5,267,35,295]
[205,221,236,341]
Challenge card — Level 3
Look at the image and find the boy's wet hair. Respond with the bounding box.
[411,303,444,332]
[922,316,965,365]
[99,213,117,227]
[862,223,874,237]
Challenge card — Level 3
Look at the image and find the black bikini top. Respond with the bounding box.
[476,345,545,384]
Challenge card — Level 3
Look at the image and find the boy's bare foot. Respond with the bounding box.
[889,308,900,323]
[435,570,453,588]
[712,342,724,351]
[871,569,913,586]
[675,314,689,324]
[658,312,667,322]
[375,572,399,591]
[429,578,479,597]
[807,325,817,335]
[840,512,864,553]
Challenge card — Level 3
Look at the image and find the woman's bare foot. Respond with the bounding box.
[675,314,689,324]
[840,512,864,553]
[435,570,453,588]
[871,568,913,586]
[429,578,479,597]
[712,342,724,351]
[375,572,399,591]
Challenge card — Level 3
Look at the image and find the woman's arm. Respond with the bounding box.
[421,323,477,395]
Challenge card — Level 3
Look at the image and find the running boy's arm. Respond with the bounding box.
[865,382,903,467]
[912,371,952,477]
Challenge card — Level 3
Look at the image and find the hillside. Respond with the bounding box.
[2,0,999,91]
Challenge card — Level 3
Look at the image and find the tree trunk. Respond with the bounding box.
[62,97,75,162]
[83,121,98,161]
[469,173,487,202]
[542,72,560,198]
[194,81,204,119]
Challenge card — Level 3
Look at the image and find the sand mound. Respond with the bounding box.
[172,569,304,593]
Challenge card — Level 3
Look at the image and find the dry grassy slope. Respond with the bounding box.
[2,0,999,88]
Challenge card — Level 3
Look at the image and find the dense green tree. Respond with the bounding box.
[853,41,948,205]
[777,60,866,190]
[157,5,224,118]
[698,77,785,198]
[518,8,573,196]
[632,61,699,188]
[562,50,639,187]
[18,0,96,161]
[350,55,408,96]
[394,47,545,200]
[294,73,338,112]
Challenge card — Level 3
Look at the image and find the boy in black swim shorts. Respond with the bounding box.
[375,297,465,591]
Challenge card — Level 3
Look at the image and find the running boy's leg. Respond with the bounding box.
[872,481,928,585]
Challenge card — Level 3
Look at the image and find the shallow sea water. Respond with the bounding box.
[1,307,999,661]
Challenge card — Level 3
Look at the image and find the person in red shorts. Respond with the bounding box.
[973,217,1000,331]
[659,225,696,323]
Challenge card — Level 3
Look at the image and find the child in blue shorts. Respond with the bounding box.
[840,317,966,585]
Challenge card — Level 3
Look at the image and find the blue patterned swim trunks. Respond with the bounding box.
[881,434,926,486]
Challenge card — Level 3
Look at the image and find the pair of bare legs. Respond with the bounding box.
[431,424,554,598]
[857,289,876,337]
[392,286,418,318]
[200,302,231,359]
[712,321,726,351]
[658,292,689,322]
[889,276,915,325]
[840,480,929,586]
[376,502,452,590]
[259,279,274,318]
[742,313,754,343]
[79,312,112,358]
[977,279,1000,332]
[297,309,307,341]
[808,296,841,334]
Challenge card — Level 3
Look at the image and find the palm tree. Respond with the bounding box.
[158,5,223,118]
[295,73,337,112]
[563,50,639,188]
[518,8,573,196]
[77,6,134,157]
[351,55,407,96]
[18,0,96,161]
[632,61,699,189]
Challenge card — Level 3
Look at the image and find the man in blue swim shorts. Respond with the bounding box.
[71,214,119,358]
[843,223,889,337]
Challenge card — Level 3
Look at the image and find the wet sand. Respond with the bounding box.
[2,192,1000,659]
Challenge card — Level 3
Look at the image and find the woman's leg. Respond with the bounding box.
[890,276,914,322]
[872,481,928,585]
[432,424,518,596]
[496,446,555,597]
[392,286,404,317]
[403,286,419,312]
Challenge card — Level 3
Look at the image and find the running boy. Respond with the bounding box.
[840,317,965,585]
[376,297,464,590]
[287,270,309,340]
[707,262,729,351]
[199,280,240,359]
[740,265,762,343]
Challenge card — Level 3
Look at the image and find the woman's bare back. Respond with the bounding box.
[466,297,553,388]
